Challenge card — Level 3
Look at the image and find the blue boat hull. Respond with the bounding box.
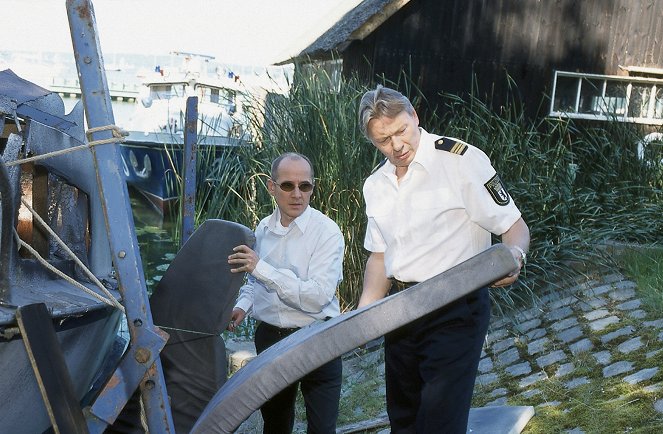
[120,132,243,214]
[120,140,180,213]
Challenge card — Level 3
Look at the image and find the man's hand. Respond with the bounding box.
[491,245,525,288]
[228,244,259,274]
[227,307,246,332]
[493,218,530,288]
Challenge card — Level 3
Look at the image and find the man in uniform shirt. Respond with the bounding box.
[227,152,345,434]
[357,85,530,433]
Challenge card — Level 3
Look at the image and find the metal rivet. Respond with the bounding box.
[83,56,91,64]
[118,250,126,258]
[134,348,151,364]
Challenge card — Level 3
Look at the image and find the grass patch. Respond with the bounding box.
[475,247,663,434]
[523,383,663,434]
[337,350,387,426]
[615,245,663,312]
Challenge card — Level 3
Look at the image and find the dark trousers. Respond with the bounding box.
[254,321,343,434]
[384,286,491,434]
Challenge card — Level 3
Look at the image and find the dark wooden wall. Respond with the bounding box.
[343,0,663,118]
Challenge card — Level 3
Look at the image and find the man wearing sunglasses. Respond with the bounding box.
[227,152,345,434]
[356,86,530,434]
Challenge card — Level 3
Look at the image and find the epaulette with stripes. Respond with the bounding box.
[434,137,468,155]
[370,158,388,174]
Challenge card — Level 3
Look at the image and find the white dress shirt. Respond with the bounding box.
[235,205,344,328]
[363,128,522,283]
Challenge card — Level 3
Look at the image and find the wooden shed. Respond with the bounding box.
[280,0,663,124]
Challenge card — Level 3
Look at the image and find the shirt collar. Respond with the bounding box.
[267,205,312,234]
[411,128,435,174]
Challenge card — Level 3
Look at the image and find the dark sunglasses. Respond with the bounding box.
[273,180,315,192]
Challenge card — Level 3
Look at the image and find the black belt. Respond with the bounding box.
[259,316,334,338]
[390,278,419,295]
[259,321,300,338]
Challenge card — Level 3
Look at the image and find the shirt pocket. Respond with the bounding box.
[365,194,393,218]
[409,188,455,244]
[365,200,394,248]
[411,188,454,210]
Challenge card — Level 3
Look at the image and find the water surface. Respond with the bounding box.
[129,189,179,294]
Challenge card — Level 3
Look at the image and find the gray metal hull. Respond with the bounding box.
[0,306,122,434]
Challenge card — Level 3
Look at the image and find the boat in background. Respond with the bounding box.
[120,51,251,214]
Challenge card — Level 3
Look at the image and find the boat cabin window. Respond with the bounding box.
[196,85,236,107]
[149,84,186,100]
[210,88,220,104]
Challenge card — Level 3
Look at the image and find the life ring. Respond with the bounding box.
[637,132,663,164]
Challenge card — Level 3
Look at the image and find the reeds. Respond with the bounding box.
[177,64,663,315]
[195,67,379,311]
[434,90,662,313]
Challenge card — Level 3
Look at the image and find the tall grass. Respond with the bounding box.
[432,91,663,312]
[208,68,378,311]
[175,64,663,315]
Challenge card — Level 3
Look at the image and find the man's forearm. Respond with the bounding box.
[492,217,531,287]
[502,217,530,255]
[251,233,344,314]
[358,252,391,308]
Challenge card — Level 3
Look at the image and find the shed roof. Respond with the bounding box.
[276,0,411,65]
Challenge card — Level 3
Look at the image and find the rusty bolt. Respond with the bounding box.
[134,347,151,364]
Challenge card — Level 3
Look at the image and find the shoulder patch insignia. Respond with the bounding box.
[484,173,511,206]
[435,137,467,155]
[370,158,388,174]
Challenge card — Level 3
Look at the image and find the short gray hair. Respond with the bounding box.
[358,85,415,138]
[270,152,314,180]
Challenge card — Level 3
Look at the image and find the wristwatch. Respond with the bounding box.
[514,245,527,265]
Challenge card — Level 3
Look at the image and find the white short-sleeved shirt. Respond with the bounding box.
[363,128,522,282]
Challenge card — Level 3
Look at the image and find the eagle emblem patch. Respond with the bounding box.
[484,173,510,206]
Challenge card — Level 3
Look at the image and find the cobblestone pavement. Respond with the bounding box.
[232,271,663,433]
[473,271,663,432]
